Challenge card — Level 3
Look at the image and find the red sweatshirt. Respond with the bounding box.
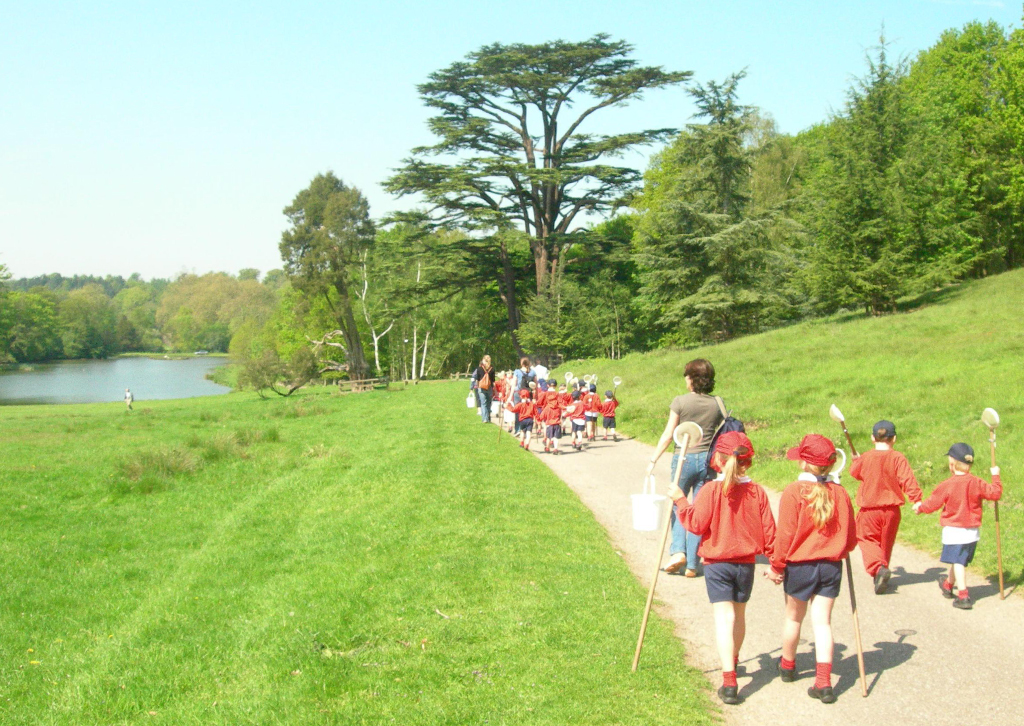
[917,472,1002,528]
[509,400,537,421]
[559,391,573,407]
[494,379,507,402]
[674,477,776,564]
[770,475,858,573]
[850,448,922,507]
[582,392,599,414]
[601,399,619,417]
[538,401,563,425]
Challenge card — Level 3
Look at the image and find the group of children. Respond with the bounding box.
[491,371,620,454]
[664,421,1002,706]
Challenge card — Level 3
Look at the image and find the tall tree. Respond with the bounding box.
[279,173,373,377]
[385,35,690,351]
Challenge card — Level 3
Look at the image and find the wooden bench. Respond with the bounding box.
[338,377,389,393]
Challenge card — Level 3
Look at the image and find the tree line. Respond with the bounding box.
[3,21,1022,387]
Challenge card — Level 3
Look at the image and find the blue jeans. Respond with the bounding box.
[476,388,493,423]
[669,450,709,569]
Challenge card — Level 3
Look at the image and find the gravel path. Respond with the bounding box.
[523,433,1021,725]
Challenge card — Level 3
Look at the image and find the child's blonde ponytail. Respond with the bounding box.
[803,463,836,529]
[721,454,739,496]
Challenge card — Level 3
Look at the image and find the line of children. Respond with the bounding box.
[914,443,1002,610]
[849,420,922,594]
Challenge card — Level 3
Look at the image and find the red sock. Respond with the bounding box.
[941,579,953,591]
[722,671,737,688]
[814,662,832,689]
[780,657,795,670]
[958,589,969,599]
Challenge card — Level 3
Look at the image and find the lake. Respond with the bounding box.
[0,357,231,405]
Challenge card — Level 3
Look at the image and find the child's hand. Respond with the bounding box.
[763,569,783,585]
[645,460,656,477]
[912,502,922,514]
[991,466,1000,476]
[667,483,684,501]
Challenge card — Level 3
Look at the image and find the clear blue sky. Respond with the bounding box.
[1,0,1020,280]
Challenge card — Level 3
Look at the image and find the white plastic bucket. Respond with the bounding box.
[490,400,501,416]
[631,476,667,532]
[466,393,476,408]
[503,408,516,424]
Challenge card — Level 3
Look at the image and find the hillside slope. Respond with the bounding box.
[557,269,1024,584]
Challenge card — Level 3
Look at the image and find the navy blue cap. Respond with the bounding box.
[605,390,614,398]
[873,420,896,438]
[589,384,596,392]
[947,443,975,464]
[548,379,556,386]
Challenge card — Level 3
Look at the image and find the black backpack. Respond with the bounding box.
[702,396,745,482]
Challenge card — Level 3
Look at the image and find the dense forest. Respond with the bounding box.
[2,20,1022,388]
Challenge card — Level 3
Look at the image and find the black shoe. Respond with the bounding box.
[938,576,955,599]
[873,566,891,594]
[953,595,973,610]
[779,662,795,683]
[717,685,741,705]
[808,686,836,704]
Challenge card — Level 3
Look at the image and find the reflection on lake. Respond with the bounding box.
[0,357,231,405]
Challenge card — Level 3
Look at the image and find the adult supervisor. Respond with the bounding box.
[645,358,725,578]
[470,355,496,423]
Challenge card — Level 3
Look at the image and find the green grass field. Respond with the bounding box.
[0,385,712,725]
[556,269,1024,588]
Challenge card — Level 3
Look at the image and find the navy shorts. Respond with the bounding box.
[704,562,756,604]
[585,412,597,420]
[519,418,534,433]
[572,421,586,433]
[784,560,843,601]
[941,542,977,566]
[603,416,616,428]
[546,424,562,439]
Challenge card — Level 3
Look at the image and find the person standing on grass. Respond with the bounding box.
[768,434,857,705]
[849,420,923,593]
[645,359,725,577]
[124,388,133,411]
[913,442,1002,611]
[470,355,495,423]
[668,431,775,706]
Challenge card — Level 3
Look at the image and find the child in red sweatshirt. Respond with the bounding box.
[506,391,537,451]
[914,443,1002,610]
[600,390,619,441]
[669,431,776,707]
[849,420,923,594]
[539,392,564,455]
[769,434,857,705]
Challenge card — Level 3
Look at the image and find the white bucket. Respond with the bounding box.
[503,408,516,424]
[631,476,667,532]
[490,400,501,416]
[466,393,476,408]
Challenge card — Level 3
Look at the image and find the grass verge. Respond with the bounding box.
[0,384,712,724]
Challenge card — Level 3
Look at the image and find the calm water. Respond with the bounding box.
[0,357,231,405]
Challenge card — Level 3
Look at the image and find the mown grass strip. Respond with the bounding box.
[0,385,712,724]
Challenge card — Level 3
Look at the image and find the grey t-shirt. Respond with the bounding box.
[669,393,725,452]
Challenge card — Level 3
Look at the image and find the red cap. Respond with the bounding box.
[786,434,837,467]
[714,431,754,465]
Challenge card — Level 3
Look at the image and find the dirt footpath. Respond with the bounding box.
[527,434,1021,726]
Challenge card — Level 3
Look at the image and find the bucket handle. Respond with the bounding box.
[643,474,657,496]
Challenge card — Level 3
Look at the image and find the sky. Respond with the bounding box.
[1,0,1021,280]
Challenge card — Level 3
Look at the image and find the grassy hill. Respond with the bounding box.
[0,385,712,725]
[557,269,1024,587]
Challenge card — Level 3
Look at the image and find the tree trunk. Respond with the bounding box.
[331,279,369,378]
[410,327,418,381]
[498,236,525,357]
[420,331,429,378]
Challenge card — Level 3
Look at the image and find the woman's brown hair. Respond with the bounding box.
[684,359,715,395]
